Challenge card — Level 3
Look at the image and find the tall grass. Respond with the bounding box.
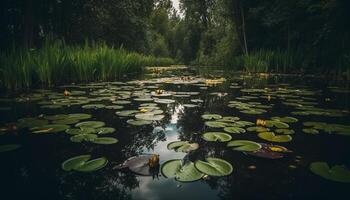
[0,40,174,90]
[230,49,304,73]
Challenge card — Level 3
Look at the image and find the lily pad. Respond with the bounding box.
[62,155,91,171]
[96,127,116,134]
[161,159,204,182]
[75,121,105,128]
[303,128,319,134]
[247,126,270,132]
[127,119,153,126]
[70,134,98,143]
[258,132,292,143]
[82,104,106,109]
[75,157,108,172]
[52,118,80,125]
[17,118,49,129]
[65,127,96,135]
[201,114,222,120]
[310,162,350,183]
[266,120,290,129]
[227,140,262,152]
[205,121,228,128]
[271,116,298,123]
[116,110,139,117]
[154,99,175,104]
[92,137,118,144]
[224,127,246,134]
[31,124,69,134]
[194,158,233,176]
[167,141,199,153]
[202,132,232,142]
[135,113,165,121]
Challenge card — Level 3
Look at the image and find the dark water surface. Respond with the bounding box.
[0,67,349,200]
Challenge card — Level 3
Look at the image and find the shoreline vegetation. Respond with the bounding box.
[0,40,174,90]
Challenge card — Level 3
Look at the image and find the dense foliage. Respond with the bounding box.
[1,0,349,77]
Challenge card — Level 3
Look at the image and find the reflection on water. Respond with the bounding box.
[0,67,349,199]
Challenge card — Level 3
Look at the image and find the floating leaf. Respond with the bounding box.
[65,127,96,135]
[154,99,175,104]
[62,155,91,171]
[202,132,232,142]
[201,114,222,120]
[135,113,165,121]
[70,134,97,143]
[247,126,269,132]
[271,116,298,123]
[96,127,116,134]
[31,124,69,134]
[75,121,105,128]
[161,159,203,182]
[310,162,350,183]
[82,104,105,109]
[116,110,139,117]
[17,118,48,129]
[266,120,290,129]
[302,128,319,134]
[205,121,228,128]
[92,137,118,145]
[227,140,262,152]
[224,127,246,134]
[127,119,152,126]
[258,132,292,142]
[195,158,233,176]
[167,141,199,153]
[75,157,108,172]
[52,118,80,125]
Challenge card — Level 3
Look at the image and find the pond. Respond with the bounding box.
[0,66,350,200]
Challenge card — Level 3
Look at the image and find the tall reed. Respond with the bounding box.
[0,40,174,90]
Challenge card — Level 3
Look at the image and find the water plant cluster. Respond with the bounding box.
[0,40,174,90]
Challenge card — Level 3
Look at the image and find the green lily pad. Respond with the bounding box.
[161,159,204,182]
[154,99,175,104]
[247,126,270,132]
[105,105,124,110]
[224,127,246,134]
[217,116,240,123]
[201,114,222,120]
[75,157,108,172]
[0,144,21,153]
[258,132,292,142]
[271,116,298,123]
[303,128,319,134]
[75,121,105,128]
[43,114,68,121]
[92,137,118,145]
[127,119,153,126]
[167,141,199,153]
[112,100,131,105]
[82,104,106,109]
[65,127,96,135]
[116,110,139,117]
[205,121,228,128]
[266,120,290,129]
[31,124,70,134]
[310,162,350,183]
[194,158,233,176]
[70,134,98,143]
[96,127,116,134]
[202,132,232,142]
[62,155,91,171]
[52,118,80,125]
[68,113,92,120]
[135,113,165,121]
[233,121,255,127]
[227,140,262,152]
[240,109,266,115]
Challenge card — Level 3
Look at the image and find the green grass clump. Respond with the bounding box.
[0,40,174,90]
